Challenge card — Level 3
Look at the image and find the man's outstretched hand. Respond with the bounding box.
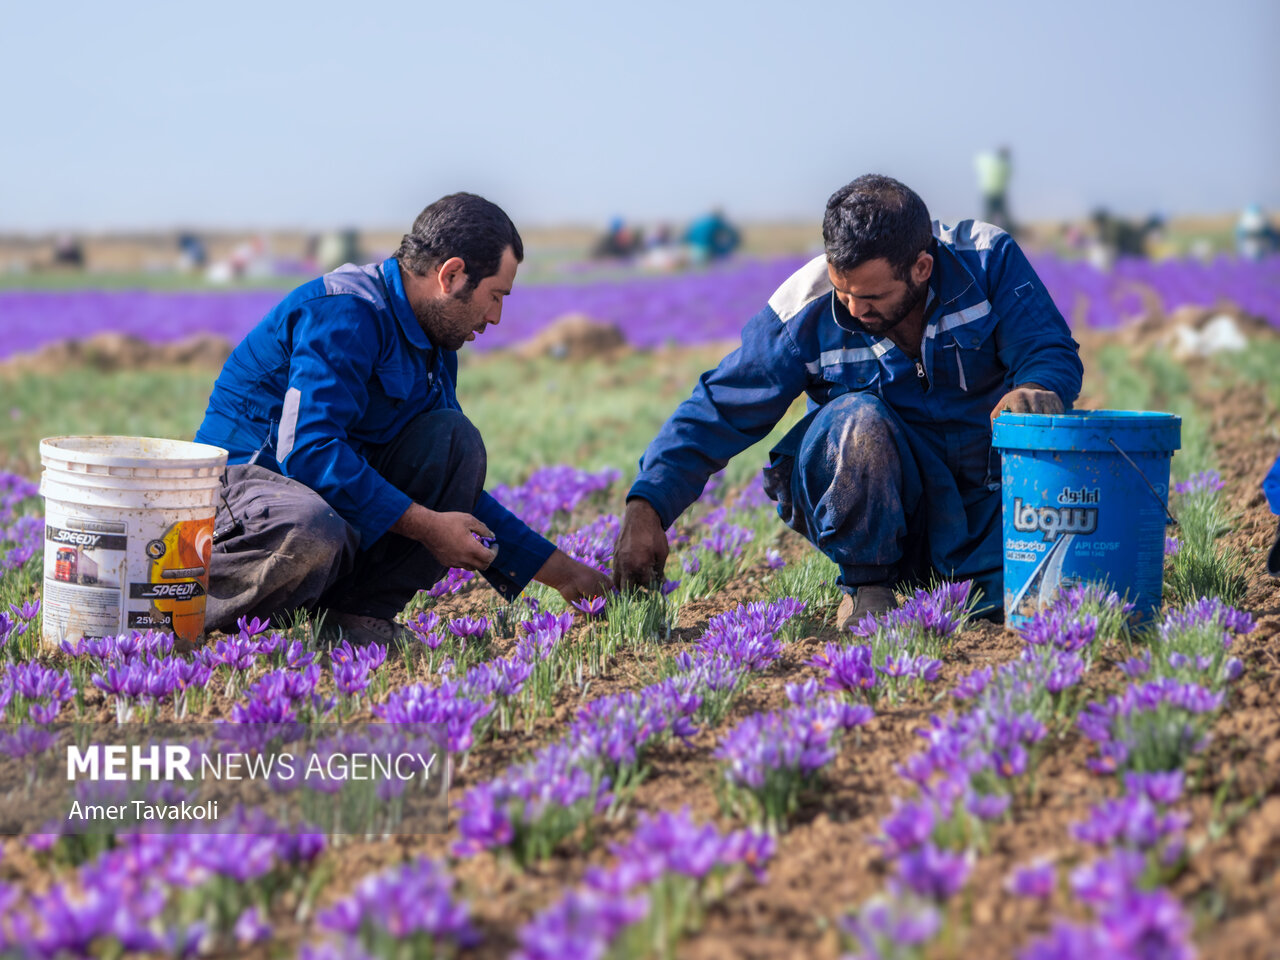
[991,383,1063,424]
[612,498,669,590]
[535,549,613,604]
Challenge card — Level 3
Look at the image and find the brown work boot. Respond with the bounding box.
[320,612,411,647]
[836,585,898,632]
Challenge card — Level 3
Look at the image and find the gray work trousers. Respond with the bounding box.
[204,409,486,632]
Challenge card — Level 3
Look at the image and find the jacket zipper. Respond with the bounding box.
[915,359,929,390]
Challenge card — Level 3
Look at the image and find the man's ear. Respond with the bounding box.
[913,250,934,285]
[435,256,468,296]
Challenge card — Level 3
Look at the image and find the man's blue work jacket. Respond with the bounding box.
[628,220,1084,582]
[195,258,556,598]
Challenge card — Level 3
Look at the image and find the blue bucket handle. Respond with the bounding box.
[1106,437,1178,527]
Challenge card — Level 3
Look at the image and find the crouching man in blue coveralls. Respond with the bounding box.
[195,193,611,644]
[613,175,1084,626]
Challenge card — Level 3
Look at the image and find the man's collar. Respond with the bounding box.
[927,238,977,308]
[380,257,434,351]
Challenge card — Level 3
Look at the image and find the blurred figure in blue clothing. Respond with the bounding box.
[613,175,1082,627]
[1263,454,1280,576]
[1237,204,1279,261]
[684,209,740,264]
[592,216,644,260]
[196,193,610,644]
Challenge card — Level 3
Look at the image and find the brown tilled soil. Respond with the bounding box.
[2,343,1278,959]
[0,332,234,375]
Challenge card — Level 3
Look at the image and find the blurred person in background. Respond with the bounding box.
[1087,209,1164,269]
[195,192,610,644]
[974,146,1013,234]
[684,208,740,264]
[176,232,207,272]
[592,216,643,260]
[51,234,84,269]
[1237,204,1279,261]
[316,228,363,272]
[613,174,1082,625]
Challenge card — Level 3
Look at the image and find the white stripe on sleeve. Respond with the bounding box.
[277,387,301,462]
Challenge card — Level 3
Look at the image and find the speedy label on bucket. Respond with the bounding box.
[128,518,214,646]
[42,512,128,641]
[126,519,212,647]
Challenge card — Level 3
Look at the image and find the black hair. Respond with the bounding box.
[822,175,932,279]
[395,192,524,293]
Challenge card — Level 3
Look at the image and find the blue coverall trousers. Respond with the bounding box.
[763,392,1002,614]
[205,409,486,632]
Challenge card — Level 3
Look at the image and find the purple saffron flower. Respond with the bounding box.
[893,843,974,901]
[572,595,607,617]
[332,659,371,697]
[407,609,440,639]
[236,615,270,638]
[1019,921,1110,960]
[1097,889,1195,960]
[317,857,479,947]
[966,790,1011,821]
[878,798,936,856]
[1047,652,1086,693]
[1007,859,1057,899]
[513,887,649,960]
[1173,470,1224,495]
[1118,650,1152,678]
[951,666,992,701]
[234,906,271,946]
[446,616,489,640]
[1124,770,1184,805]
[1069,848,1147,905]
[840,896,941,953]
[810,642,877,693]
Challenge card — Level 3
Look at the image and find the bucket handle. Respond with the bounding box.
[1107,437,1178,528]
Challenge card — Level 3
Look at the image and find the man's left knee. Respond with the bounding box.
[387,409,487,506]
[437,409,485,468]
[803,393,900,471]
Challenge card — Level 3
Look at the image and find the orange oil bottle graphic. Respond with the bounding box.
[141,518,214,645]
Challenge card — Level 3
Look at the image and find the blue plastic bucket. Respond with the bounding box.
[992,410,1181,627]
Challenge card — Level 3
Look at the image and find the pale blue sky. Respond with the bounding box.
[3,0,1275,231]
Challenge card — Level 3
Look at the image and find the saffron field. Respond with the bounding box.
[0,256,1278,959]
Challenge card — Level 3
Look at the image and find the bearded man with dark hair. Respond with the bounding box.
[197,193,609,643]
[614,175,1083,626]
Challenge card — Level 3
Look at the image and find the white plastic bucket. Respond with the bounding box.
[39,436,228,649]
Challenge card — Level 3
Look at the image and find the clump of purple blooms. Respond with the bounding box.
[313,857,479,955]
[0,473,42,581]
[556,513,621,575]
[850,581,973,647]
[839,893,942,960]
[490,464,621,535]
[455,599,805,864]
[514,808,773,960]
[830,581,973,704]
[715,681,873,831]
[1172,470,1225,495]
[1138,597,1253,690]
[1077,677,1224,775]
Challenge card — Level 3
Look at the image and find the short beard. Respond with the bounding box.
[852,273,927,336]
[412,291,473,351]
